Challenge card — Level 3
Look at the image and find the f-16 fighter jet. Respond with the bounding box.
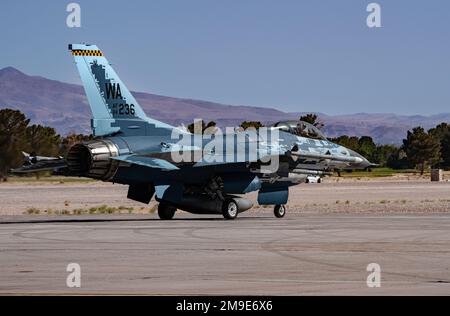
[12,44,373,220]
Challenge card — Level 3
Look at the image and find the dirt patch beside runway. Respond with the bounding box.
[0,178,449,216]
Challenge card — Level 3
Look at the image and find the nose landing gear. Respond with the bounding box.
[274,204,286,218]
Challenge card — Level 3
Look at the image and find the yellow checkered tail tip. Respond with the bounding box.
[70,49,104,57]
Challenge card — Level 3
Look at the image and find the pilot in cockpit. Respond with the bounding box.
[272,120,326,140]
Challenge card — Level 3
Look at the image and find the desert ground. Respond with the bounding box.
[0,175,449,216]
[0,176,449,295]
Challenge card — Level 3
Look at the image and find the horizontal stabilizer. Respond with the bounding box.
[111,155,179,171]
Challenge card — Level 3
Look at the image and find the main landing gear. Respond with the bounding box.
[222,198,239,220]
[273,204,286,218]
[156,199,282,220]
[158,203,177,220]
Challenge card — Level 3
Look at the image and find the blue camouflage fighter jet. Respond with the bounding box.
[12,44,374,220]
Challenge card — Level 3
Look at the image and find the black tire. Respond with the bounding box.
[274,204,286,218]
[158,203,176,220]
[317,178,322,183]
[222,198,238,220]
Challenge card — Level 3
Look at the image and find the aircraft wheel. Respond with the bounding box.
[274,204,286,218]
[222,198,238,220]
[158,203,176,220]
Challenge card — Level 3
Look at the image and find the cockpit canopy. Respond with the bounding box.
[272,120,326,140]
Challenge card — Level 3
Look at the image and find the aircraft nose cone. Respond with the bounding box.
[348,150,373,169]
[358,157,373,169]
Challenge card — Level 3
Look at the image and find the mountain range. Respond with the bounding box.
[1,66,449,144]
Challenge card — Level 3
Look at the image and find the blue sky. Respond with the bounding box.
[1,0,449,115]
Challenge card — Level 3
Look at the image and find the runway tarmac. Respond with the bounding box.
[1,212,450,295]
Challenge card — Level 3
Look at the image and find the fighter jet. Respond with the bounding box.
[12,44,373,220]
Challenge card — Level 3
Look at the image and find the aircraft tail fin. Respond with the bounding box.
[69,44,176,136]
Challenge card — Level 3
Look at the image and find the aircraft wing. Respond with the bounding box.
[191,144,287,167]
[111,155,180,171]
[192,151,284,167]
[136,141,287,168]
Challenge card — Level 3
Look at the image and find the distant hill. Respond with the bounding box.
[1,67,449,144]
